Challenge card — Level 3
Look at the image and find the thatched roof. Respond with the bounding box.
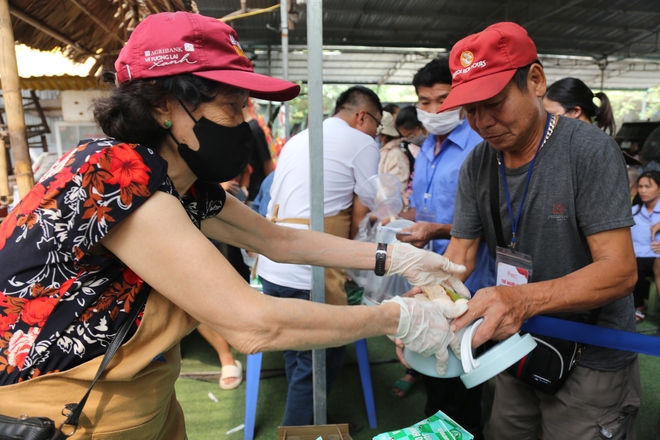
[9,0,198,75]
[0,74,99,91]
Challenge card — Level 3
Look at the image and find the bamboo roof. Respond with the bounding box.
[8,0,198,75]
[0,75,99,91]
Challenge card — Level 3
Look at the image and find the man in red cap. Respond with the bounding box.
[442,22,640,438]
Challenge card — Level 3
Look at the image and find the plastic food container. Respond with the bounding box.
[404,318,537,387]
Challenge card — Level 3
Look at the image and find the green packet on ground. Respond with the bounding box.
[372,410,474,440]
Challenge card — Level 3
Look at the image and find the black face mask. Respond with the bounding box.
[170,103,253,183]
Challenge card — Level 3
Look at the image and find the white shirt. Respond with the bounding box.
[257,117,380,289]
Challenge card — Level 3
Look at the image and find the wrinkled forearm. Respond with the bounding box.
[208,292,401,354]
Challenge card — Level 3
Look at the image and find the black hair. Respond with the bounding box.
[383,103,400,115]
[545,77,616,135]
[92,68,220,150]
[633,170,660,214]
[412,58,452,92]
[511,59,544,94]
[332,85,383,116]
[395,105,422,131]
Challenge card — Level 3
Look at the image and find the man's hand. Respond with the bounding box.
[395,221,434,248]
[451,285,530,348]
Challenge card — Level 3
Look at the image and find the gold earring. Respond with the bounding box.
[164,119,172,129]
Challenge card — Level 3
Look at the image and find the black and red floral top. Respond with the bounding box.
[0,139,225,385]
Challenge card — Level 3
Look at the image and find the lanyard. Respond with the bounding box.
[423,141,444,206]
[500,112,551,250]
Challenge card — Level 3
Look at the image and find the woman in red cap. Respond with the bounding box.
[0,11,469,438]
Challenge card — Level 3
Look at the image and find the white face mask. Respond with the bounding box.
[416,108,462,136]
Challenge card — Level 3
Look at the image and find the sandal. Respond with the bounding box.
[635,309,646,323]
[390,379,414,398]
[219,360,243,390]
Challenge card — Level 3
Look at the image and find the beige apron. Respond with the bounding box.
[269,205,352,306]
[0,291,198,439]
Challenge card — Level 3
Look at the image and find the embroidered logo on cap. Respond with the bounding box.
[230,35,247,58]
[144,45,197,70]
[460,51,474,67]
[452,52,487,78]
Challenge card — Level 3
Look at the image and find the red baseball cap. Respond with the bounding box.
[439,22,538,111]
[115,12,300,102]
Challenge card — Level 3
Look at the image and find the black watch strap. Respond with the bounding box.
[375,243,387,277]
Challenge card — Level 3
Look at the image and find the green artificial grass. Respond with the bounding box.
[176,319,660,440]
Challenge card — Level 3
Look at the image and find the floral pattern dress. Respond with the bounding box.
[0,139,225,385]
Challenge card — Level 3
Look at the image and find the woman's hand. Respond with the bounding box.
[387,243,470,298]
[383,296,468,375]
[651,240,660,254]
[652,221,660,243]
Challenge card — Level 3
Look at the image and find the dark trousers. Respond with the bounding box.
[423,376,485,440]
[633,257,656,308]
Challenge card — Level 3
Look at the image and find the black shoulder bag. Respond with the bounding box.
[488,155,599,395]
[0,285,151,440]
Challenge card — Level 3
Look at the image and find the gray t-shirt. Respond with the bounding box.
[452,116,636,371]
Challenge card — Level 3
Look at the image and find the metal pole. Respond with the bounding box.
[0,0,34,198]
[307,0,326,425]
[280,0,290,140]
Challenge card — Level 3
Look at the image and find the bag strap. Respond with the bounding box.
[489,152,506,249]
[54,285,151,439]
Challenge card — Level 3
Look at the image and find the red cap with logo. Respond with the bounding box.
[439,22,538,112]
[115,12,300,102]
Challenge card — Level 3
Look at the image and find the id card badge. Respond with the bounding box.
[416,205,436,223]
[495,246,533,287]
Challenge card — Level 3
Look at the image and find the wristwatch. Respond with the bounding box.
[374,243,387,277]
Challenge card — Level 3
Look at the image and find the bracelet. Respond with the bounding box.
[375,243,387,277]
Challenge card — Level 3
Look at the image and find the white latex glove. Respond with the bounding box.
[383,296,469,375]
[386,243,471,298]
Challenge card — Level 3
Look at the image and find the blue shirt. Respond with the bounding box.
[631,203,660,258]
[251,171,274,217]
[410,120,496,292]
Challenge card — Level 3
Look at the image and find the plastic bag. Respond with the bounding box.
[345,215,380,289]
[345,215,411,305]
[372,409,474,440]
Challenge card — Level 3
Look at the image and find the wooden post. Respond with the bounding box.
[0,135,9,201]
[0,0,34,197]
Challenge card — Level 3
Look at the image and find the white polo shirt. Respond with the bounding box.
[257,117,380,290]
